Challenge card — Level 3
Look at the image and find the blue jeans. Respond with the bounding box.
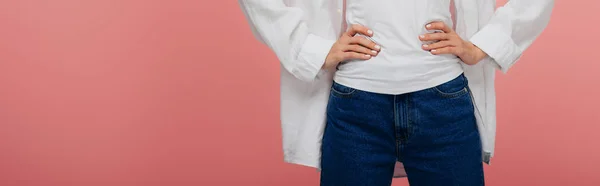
[320,74,484,186]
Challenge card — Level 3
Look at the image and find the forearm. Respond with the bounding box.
[469,0,555,73]
[237,0,335,81]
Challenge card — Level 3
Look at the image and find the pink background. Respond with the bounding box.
[0,0,598,185]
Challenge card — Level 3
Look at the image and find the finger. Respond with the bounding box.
[342,52,372,61]
[422,41,454,50]
[339,34,353,44]
[346,24,374,37]
[419,33,449,42]
[425,21,453,33]
[430,47,459,55]
[344,44,379,56]
[349,36,381,51]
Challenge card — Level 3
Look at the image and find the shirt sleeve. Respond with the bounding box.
[469,0,555,73]
[237,0,336,82]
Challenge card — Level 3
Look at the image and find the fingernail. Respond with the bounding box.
[422,44,428,48]
[431,49,437,53]
[426,24,432,28]
[371,50,378,54]
[419,35,425,39]
[365,54,371,57]
[367,30,373,35]
[374,45,381,50]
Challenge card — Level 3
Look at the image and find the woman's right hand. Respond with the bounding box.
[322,24,381,70]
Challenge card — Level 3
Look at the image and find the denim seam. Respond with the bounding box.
[433,87,469,98]
[393,95,402,162]
[330,86,356,98]
[432,74,469,98]
[405,94,413,144]
[466,86,489,164]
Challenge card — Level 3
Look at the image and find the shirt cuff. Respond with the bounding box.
[293,34,336,82]
[469,24,522,74]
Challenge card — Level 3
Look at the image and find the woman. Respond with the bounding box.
[238,0,554,185]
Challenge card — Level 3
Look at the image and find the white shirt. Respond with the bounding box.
[238,0,554,177]
[336,0,464,94]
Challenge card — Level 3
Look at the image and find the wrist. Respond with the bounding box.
[465,41,487,64]
[471,43,488,62]
[322,55,333,70]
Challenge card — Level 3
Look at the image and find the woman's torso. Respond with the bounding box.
[334,0,464,95]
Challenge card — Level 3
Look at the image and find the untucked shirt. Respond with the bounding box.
[334,0,464,94]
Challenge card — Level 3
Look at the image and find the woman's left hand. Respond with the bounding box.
[419,21,488,65]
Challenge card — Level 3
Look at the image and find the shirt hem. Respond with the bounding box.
[334,69,464,95]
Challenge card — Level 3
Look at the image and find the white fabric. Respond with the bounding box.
[238,0,554,177]
[335,0,464,95]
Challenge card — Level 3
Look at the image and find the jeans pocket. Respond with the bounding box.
[433,74,469,98]
[330,82,358,98]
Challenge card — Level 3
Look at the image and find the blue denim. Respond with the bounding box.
[320,74,484,186]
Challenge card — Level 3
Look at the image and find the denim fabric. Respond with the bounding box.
[320,74,484,186]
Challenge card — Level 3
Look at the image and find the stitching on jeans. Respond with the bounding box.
[330,83,357,98]
[433,75,469,98]
[405,94,412,144]
[393,95,401,162]
[433,87,469,98]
